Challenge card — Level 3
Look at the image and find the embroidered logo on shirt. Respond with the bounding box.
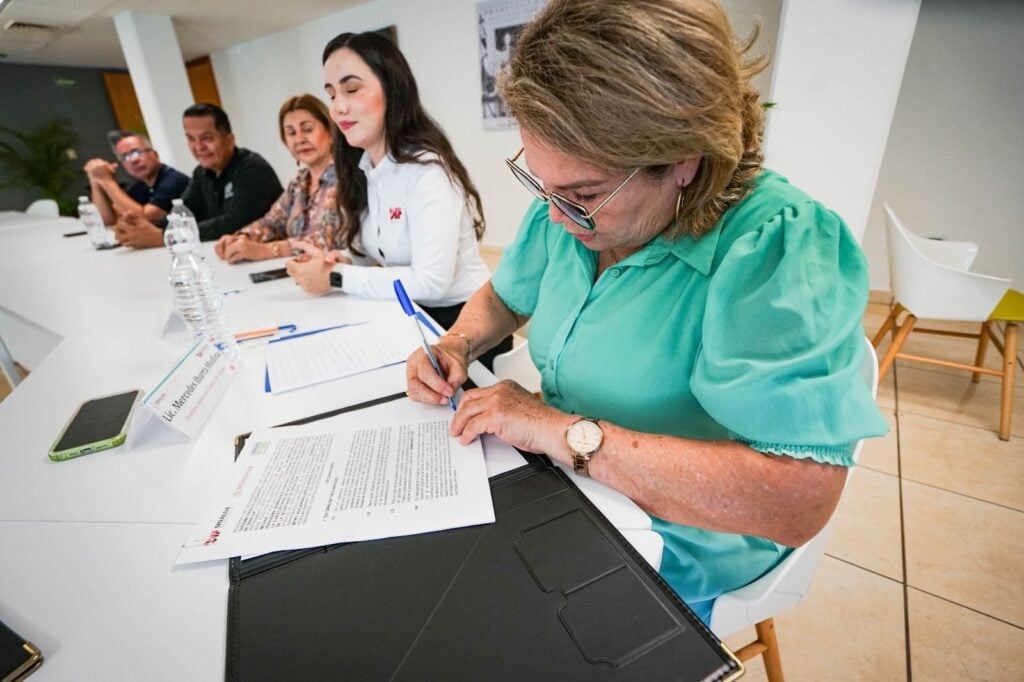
[224,182,234,200]
[389,207,402,220]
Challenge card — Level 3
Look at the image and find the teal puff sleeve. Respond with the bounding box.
[691,200,889,465]
[491,199,553,317]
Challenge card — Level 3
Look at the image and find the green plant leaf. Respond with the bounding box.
[0,117,83,208]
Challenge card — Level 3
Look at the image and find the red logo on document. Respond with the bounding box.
[202,529,220,545]
[389,207,403,220]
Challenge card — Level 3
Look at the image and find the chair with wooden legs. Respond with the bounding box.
[874,203,1018,440]
[709,337,879,682]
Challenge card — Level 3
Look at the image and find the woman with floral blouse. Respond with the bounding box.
[214,94,339,262]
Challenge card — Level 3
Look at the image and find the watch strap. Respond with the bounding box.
[567,417,602,477]
[572,450,592,477]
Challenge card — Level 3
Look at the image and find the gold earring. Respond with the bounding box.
[675,189,684,222]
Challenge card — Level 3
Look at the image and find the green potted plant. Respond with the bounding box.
[0,117,82,215]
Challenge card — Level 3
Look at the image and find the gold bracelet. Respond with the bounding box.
[445,332,472,358]
[270,241,281,257]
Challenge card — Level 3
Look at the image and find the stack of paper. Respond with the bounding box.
[264,317,422,393]
[176,400,494,564]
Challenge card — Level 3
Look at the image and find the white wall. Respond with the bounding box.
[863,0,1024,291]
[763,0,921,243]
[210,0,781,248]
[721,0,783,101]
[114,11,195,172]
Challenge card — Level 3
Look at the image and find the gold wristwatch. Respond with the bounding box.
[566,417,603,477]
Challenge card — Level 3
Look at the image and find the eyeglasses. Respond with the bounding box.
[505,147,640,230]
[118,148,152,163]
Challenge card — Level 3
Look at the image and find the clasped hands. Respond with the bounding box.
[285,241,352,294]
[406,338,568,459]
[214,233,285,263]
[84,158,117,182]
[113,209,163,249]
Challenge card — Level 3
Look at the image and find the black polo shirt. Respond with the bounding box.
[126,164,190,213]
[180,147,283,241]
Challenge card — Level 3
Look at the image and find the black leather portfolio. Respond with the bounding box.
[0,618,43,682]
[225,394,742,682]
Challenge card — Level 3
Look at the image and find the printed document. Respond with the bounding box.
[176,400,494,564]
[265,317,421,393]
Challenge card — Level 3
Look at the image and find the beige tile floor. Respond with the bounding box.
[727,301,1024,681]
[4,254,1022,681]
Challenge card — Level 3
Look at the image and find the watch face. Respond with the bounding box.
[567,419,603,454]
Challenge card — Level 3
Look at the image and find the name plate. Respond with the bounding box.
[141,339,237,441]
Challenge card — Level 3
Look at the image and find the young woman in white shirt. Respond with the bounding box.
[287,31,512,368]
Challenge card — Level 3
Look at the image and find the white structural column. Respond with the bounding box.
[113,11,194,171]
[763,0,921,243]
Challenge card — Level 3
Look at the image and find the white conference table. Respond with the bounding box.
[0,214,662,680]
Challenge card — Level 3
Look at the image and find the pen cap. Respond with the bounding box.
[393,279,416,316]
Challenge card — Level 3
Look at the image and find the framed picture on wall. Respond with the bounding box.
[477,0,543,130]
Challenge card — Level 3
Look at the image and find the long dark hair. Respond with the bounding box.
[322,32,485,254]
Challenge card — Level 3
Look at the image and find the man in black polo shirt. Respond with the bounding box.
[115,103,282,248]
[84,131,189,225]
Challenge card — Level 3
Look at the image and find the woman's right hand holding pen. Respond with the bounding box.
[406,335,469,406]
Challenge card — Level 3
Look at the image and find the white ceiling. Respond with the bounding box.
[0,0,365,69]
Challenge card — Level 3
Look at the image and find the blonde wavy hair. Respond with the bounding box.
[498,0,767,239]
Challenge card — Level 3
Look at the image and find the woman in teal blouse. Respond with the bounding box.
[407,0,887,623]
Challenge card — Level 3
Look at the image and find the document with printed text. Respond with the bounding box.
[176,401,494,564]
[264,316,422,394]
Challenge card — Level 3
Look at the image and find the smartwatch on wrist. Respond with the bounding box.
[329,271,343,289]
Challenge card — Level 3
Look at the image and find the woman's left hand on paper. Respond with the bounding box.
[449,381,568,457]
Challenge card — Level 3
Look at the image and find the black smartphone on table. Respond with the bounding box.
[249,267,289,283]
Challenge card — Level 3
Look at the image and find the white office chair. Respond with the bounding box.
[25,199,59,217]
[708,337,880,681]
[873,203,1018,439]
[491,338,542,395]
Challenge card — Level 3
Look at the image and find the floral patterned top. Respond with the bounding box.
[239,163,340,248]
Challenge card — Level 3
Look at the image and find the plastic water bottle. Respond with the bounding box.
[168,198,200,244]
[164,211,195,253]
[77,196,107,247]
[167,232,237,357]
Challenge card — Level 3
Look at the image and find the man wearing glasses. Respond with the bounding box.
[83,130,189,226]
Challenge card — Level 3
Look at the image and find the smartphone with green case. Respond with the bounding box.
[48,389,142,462]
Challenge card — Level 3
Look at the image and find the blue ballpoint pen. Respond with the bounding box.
[393,279,457,411]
